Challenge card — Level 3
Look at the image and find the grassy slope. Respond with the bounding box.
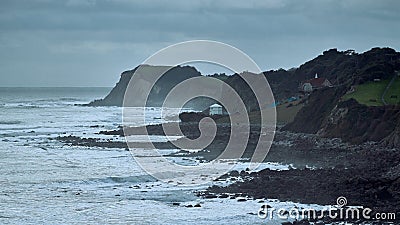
[245,102,303,125]
[275,101,304,124]
[384,76,400,105]
[343,79,390,106]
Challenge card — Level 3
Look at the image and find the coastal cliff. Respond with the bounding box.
[88,47,400,147]
[318,98,400,146]
[282,89,400,147]
[87,65,202,107]
[282,47,400,147]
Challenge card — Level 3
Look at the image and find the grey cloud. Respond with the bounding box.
[0,0,399,86]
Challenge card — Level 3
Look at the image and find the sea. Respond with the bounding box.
[0,87,319,224]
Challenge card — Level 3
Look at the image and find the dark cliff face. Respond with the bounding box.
[318,99,400,145]
[89,70,133,106]
[88,65,202,107]
[283,92,400,147]
[87,65,270,111]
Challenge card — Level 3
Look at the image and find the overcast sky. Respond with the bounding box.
[0,0,399,87]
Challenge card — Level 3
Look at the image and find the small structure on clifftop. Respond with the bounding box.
[300,73,332,93]
[209,104,223,115]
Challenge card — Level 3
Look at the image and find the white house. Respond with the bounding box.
[209,104,223,115]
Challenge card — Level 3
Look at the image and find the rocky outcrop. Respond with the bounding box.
[318,99,400,145]
[87,65,202,107]
[381,122,400,148]
[284,94,400,147]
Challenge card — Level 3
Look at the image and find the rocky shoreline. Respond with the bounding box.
[55,121,400,224]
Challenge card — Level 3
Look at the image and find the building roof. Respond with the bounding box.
[303,77,329,88]
[210,103,222,108]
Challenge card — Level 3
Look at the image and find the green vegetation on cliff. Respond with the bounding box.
[343,74,400,106]
[343,79,390,106]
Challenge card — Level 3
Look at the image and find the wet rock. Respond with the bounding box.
[218,193,229,198]
[265,204,272,209]
[236,197,247,202]
[281,222,293,225]
[229,171,239,177]
[292,220,310,225]
[204,194,216,199]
